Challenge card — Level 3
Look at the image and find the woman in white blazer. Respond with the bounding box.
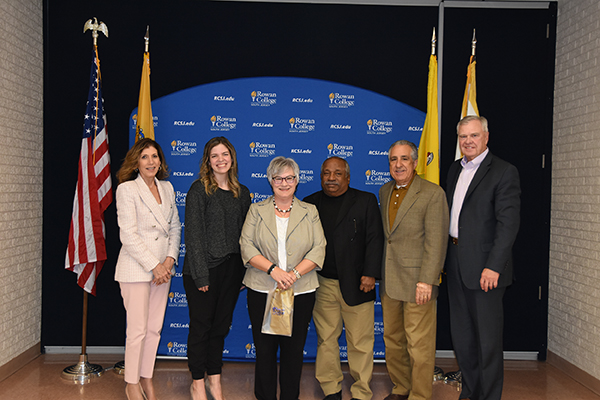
[115,138,181,400]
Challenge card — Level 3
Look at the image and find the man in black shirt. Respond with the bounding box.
[304,157,384,400]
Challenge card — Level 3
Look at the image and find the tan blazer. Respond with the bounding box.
[379,175,449,303]
[115,175,182,283]
[240,196,326,293]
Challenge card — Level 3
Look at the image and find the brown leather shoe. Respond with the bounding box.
[383,394,409,400]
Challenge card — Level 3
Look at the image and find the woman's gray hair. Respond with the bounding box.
[266,156,300,182]
[388,140,418,161]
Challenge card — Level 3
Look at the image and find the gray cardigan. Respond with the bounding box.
[183,180,251,288]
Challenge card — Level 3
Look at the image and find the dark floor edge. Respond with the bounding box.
[547,350,600,396]
[0,342,41,383]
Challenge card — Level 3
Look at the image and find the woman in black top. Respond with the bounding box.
[183,137,251,400]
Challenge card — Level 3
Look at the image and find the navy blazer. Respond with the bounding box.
[446,151,521,290]
[304,187,384,306]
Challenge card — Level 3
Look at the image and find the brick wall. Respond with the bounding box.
[550,0,600,378]
[0,0,43,367]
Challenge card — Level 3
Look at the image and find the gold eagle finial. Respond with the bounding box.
[83,17,108,46]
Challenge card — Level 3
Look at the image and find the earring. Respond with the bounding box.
[135,168,139,172]
[159,166,162,171]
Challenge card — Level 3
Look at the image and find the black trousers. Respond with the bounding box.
[247,288,316,400]
[446,241,506,400]
[183,254,245,379]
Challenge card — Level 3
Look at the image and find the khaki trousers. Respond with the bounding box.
[313,275,375,400]
[381,288,437,400]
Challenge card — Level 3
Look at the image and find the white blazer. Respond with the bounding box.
[114,175,182,283]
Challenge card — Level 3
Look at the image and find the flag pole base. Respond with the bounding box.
[113,360,125,375]
[61,354,103,384]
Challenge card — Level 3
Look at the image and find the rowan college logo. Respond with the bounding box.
[327,143,354,158]
[251,90,277,106]
[329,93,355,108]
[210,115,237,131]
[245,343,256,358]
[364,169,391,185]
[250,192,270,203]
[289,117,316,133]
[170,140,197,156]
[249,141,275,157]
[366,118,392,134]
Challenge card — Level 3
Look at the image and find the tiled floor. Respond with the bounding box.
[0,354,598,400]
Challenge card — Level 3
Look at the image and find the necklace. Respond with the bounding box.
[273,197,293,213]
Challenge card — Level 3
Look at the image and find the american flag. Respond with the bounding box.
[65,48,113,295]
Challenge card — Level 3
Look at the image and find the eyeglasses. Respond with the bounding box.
[272,175,296,185]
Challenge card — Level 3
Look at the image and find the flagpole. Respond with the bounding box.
[417,27,440,184]
[430,27,443,381]
[114,25,152,375]
[467,29,477,103]
[135,25,155,142]
[62,18,108,384]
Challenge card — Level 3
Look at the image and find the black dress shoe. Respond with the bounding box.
[324,391,342,400]
[444,369,462,384]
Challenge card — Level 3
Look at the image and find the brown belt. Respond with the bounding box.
[450,236,458,245]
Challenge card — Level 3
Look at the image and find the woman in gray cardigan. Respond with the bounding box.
[240,156,326,400]
[184,137,251,400]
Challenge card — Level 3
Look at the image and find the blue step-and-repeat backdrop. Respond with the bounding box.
[129,76,425,361]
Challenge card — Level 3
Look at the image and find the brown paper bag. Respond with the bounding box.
[261,286,294,336]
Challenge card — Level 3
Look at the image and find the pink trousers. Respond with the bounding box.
[119,281,170,384]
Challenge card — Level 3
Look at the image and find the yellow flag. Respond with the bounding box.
[416,54,439,184]
[455,55,479,160]
[135,52,154,141]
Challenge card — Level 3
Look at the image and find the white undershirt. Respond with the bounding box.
[276,215,288,272]
[275,215,315,296]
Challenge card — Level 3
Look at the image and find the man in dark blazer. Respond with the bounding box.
[445,116,521,400]
[379,140,449,400]
[304,156,384,400]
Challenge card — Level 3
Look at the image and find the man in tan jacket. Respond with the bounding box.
[378,140,449,400]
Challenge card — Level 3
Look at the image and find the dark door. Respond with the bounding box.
[436,3,557,359]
